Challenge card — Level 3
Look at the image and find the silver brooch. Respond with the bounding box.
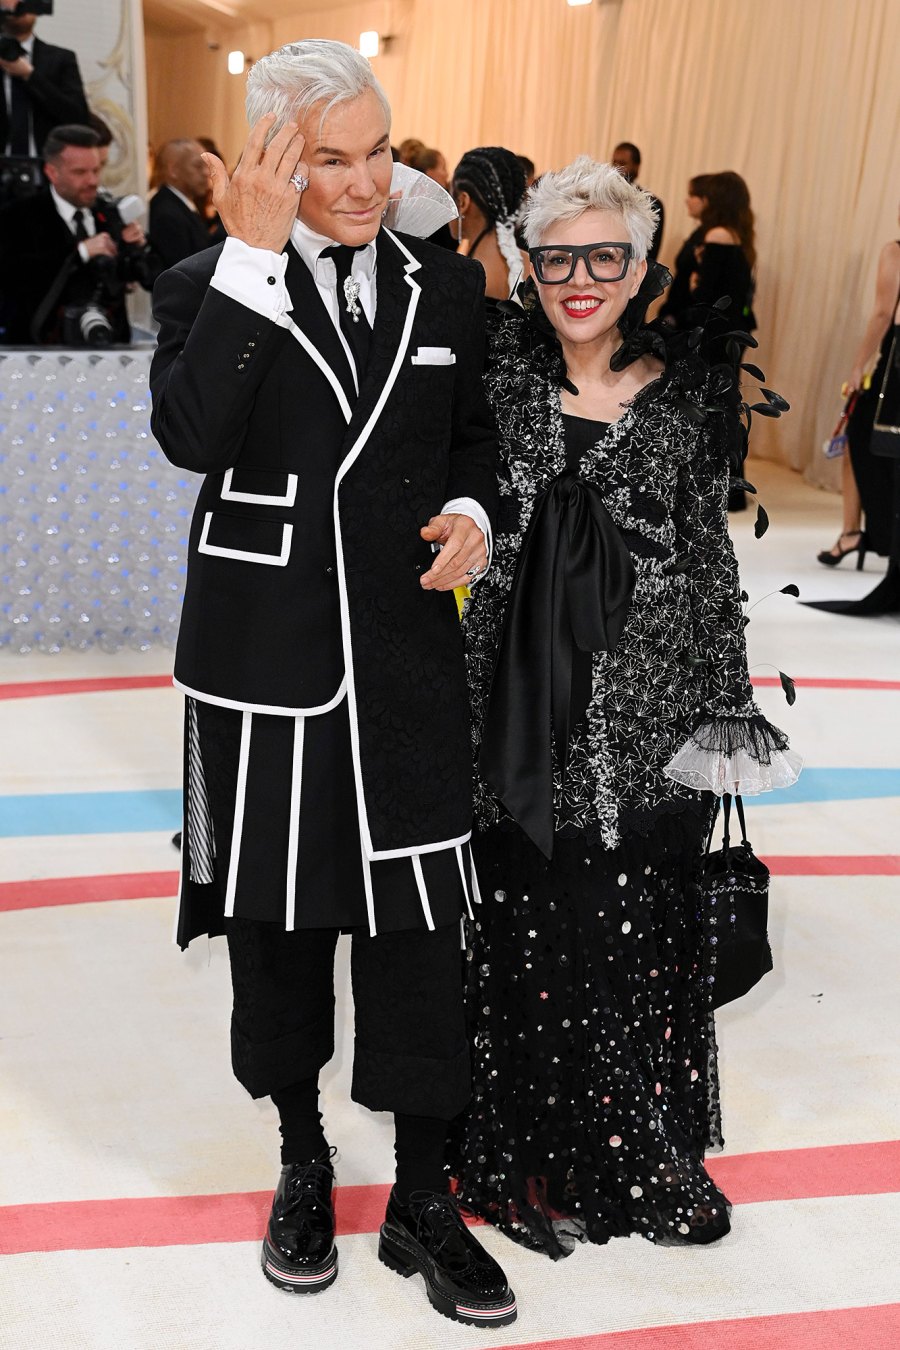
[342,275,362,323]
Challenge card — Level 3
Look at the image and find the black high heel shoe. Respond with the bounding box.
[816,530,867,570]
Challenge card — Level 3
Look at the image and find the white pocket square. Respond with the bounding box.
[411,346,456,366]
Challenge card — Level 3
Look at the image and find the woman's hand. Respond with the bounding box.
[203,115,309,253]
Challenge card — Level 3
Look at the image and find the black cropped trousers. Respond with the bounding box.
[224,917,471,1121]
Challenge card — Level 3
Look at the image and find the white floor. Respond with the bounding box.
[1,460,899,1350]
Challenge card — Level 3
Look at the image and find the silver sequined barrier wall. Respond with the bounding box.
[0,349,199,654]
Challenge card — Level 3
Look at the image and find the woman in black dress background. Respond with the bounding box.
[449,157,799,1258]
[661,171,756,349]
[818,228,900,568]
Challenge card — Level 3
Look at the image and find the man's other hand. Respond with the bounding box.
[82,233,118,260]
[419,514,487,591]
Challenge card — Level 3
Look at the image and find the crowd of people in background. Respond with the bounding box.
[0,2,890,582]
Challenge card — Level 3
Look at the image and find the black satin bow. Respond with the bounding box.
[479,471,635,859]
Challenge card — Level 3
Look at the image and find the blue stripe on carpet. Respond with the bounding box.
[746,767,900,806]
[0,789,182,837]
[0,769,898,838]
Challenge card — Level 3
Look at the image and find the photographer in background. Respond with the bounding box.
[0,1,88,158]
[0,123,161,345]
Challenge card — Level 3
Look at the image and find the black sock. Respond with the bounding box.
[270,1077,328,1165]
[393,1112,450,1206]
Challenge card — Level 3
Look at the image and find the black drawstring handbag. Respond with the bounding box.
[701,794,773,1009]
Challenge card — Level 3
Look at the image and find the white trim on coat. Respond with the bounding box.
[360,844,377,938]
[411,854,436,932]
[284,715,305,932]
[456,843,474,921]
[223,711,252,917]
[368,829,472,862]
[172,676,348,720]
[221,467,299,507]
[198,512,293,567]
[331,229,424,864]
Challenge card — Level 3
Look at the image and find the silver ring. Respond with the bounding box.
[466,566,481,578]
[290,173,309,193]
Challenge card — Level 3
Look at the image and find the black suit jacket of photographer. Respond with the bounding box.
[0,35,89,154]
[0,188,162,342]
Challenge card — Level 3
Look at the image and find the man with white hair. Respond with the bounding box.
[150,39,515,1327]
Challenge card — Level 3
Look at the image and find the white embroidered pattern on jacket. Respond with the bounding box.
[464,314,785,848]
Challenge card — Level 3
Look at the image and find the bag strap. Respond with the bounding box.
[704,794,722,857]
[734,793,749,845]
[721,792,733,851]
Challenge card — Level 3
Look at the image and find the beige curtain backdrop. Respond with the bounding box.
[145,0,900,486]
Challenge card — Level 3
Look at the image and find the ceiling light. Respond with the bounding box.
[359,31,380,58]
[227,50,245,75]
[567,0,593,7]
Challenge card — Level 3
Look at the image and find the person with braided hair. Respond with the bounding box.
[453,145,530,302]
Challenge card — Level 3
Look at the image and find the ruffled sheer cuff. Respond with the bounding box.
[663,714,802,796]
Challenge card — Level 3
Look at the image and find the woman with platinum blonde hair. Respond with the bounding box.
[448,157,798,1257]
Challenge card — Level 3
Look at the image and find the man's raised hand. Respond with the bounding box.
[203,115,309,253]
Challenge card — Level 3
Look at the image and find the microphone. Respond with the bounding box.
[116,194,145,227]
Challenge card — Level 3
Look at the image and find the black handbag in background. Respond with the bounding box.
[701,793,773,1010]
[871,326,900,459]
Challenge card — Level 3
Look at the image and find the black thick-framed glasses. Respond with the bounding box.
[529,241,634,285]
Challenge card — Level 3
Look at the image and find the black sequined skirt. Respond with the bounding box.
[448,805,731,1257]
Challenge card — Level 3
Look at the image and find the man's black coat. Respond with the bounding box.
[149,184,216,271]
[150,228,498,858]
[0,189,161,342]
[0,36,89,155]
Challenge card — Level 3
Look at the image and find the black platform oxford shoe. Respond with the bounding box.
[261,1151,338,1294]
[379,1188,517,1327]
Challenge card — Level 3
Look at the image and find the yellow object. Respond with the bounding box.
[454,585,470,618]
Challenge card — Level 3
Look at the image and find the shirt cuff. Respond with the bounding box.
[209,236,293,325]
[441,497,493,580]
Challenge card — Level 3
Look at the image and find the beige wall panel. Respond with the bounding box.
[142,0,900,483]
[146,21,274,169]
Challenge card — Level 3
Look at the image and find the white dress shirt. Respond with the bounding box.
[50,184,97,265]
[209,221,492,570]
[166,184,200,214]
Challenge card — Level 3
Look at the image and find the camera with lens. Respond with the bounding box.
[0,1,53,60]
[61,255,119,346]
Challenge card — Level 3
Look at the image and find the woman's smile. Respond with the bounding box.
[561,293,605,318]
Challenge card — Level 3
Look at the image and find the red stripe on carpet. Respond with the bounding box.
[2,1140,898,1256]
[5,856,900,914]
[0,675,173,700]
[0,872,180,912]
[750,677,900,691]
[0,675,896,701]
[492,1303,900,1350]
[705,1139,900,1204]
